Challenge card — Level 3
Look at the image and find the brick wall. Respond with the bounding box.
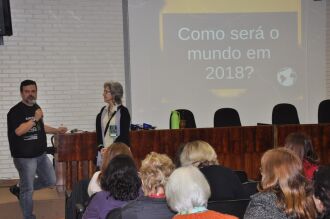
[0,0,125,179]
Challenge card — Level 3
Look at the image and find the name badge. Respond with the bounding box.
[109,125,117,137]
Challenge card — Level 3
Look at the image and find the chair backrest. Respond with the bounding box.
[207,199,250,219]
[242,181,259,197]
[272,103,300,125]
[169,109,196,128]
[65,178,90,219]
[234,170,248,183]
[318,99,330,123]
[106,207,122,219]
[214,108,241,127]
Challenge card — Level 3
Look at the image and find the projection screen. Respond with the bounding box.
[126,0,326,129]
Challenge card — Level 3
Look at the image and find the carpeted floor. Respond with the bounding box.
[0,180,65,219]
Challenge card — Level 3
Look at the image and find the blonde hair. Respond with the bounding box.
[99,142,132,181]
[166,166,210,213]
[180,140,218,168]
[139,152,175,195]
[260,148,317,219]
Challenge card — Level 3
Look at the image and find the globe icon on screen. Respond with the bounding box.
[277,67,297,87]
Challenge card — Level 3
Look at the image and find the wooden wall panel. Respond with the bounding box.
[55,124,330,190]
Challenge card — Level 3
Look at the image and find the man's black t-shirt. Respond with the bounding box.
[7,102,47,158]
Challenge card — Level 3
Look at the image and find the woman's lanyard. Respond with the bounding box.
[103,110,117,136]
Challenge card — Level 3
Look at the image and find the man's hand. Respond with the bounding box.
[34,109,43,122]
[57,126,68,134]
[45,125,68,134]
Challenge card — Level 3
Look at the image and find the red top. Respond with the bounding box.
[148,193,166,199]
[173,210,238,219]
[303,159,318,180]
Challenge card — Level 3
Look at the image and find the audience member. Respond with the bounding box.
[284,132,319,180]
[82,155,141,219]
[180,140,247,200]
[107,152,175,219]
[87,142,132,196]
[244,148,317,219]
[96,81,131,167]
[313,165,330,219]
[166,166,238,219]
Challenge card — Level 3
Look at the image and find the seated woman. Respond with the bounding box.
[284,132,319,180]
[313,165,330,219]
[87,142,132,197]
[166,166,238,219]
[82,155,141,219]
[180,140,247,200]
[244,148,317,219]
[107,152,175,219]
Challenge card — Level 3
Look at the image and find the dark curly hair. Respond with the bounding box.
[314,165,330,219]
[100,154,141,201]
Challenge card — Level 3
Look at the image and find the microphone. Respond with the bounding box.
[31,99,43,122]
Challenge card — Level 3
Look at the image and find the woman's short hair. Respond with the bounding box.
[165,166,210,213]
[104,81,123,104]
[100,154,141,201]
[180,140,218,168]
[314,165,330,218]
[260,147,317,219]
[284,132,318,163]
[99,142,133,181]
[139,152,175,195]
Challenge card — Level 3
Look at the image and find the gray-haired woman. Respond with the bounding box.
[95,81,131,167]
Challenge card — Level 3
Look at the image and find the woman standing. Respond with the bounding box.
[96,81,131,167]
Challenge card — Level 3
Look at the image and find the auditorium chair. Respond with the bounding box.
[318,99,330,123]
[272,103,300,125]
[234,170,248,183]
[207,199,250,219]
[65,179,90,219]
[214,108,241,127]
[169,109,197,128]
[242,181,259,197]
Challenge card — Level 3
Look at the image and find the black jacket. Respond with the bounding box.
[95,105,131,147]
[200,165,248,201]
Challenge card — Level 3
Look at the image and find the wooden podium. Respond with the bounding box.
[54,132,97,191]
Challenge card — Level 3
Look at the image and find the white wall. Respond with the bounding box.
[0,0,125,179]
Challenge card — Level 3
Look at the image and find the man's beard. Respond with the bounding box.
[26,96,36,104]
